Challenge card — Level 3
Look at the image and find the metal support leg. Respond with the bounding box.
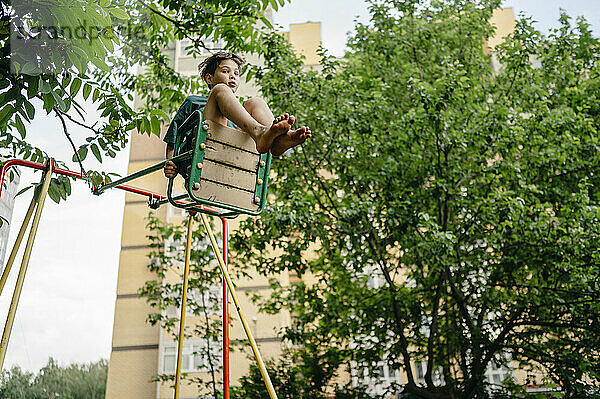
[199,213,278,399]
[174,213,194,399]
[0,195,37,296]
[221,218,230,399]
[0,161,54,371]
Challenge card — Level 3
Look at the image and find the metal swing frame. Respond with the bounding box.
[93,110,272,219]
[0,154,278,398]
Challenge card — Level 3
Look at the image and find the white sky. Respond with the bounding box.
[1,0,598,373]
[274,0,599,58]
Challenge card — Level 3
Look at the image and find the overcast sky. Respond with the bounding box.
[1,0,598,373]
[274,0,599,57]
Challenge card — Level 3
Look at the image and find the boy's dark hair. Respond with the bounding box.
[198,51,245,86]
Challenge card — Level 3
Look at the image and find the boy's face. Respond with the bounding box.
[206,59,240,92]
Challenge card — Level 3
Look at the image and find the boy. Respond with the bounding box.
[163,52,311,179]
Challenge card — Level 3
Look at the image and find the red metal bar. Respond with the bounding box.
[221,218,230,399]
[0,159,216,214]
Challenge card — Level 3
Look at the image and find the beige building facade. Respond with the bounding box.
[281,22,322,66]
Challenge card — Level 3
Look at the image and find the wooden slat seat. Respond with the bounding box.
[186,120,269,215]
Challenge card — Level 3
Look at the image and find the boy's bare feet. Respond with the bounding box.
[271,126,312,156]
[255,113,291,154]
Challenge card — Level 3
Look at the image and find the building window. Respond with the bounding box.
[351,359,401,396]
[161,340,221,374]
[167,204,187,221]
[485,355,513,388]
[414,360,444,386]
[163,346,177,374]
[416,362,426,380]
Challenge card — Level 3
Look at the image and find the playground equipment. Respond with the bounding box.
[0,111,278,399]
[95,110,272,218]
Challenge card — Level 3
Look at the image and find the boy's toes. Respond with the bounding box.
[298,127,311,140]
[274,113,289,124]
[296,126,309,136]
[273,115,291,130]
[288,114,296,126]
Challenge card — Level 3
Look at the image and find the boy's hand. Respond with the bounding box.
[164,160,178,179]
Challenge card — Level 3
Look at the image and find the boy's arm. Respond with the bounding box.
[164,144,177,178]
[166,143,174,159]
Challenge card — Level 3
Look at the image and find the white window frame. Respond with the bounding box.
[161,339,222,374]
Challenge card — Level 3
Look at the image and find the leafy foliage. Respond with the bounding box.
[231,351,381,399]
[231,1,600,398]
[0,358,107,399]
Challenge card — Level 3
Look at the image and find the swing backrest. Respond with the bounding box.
[169,111,271,217]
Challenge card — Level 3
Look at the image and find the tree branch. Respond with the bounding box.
[425,273,444,388]
[54,106,87,178]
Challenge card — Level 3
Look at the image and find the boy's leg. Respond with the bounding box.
[203,83,290,153]
[243,97,275,124]
[243,98,312,157]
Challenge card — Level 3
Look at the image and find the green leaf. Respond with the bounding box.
[42,92,55,113]
[91,143,102,162]
[14,113,26,138]
[90,56,109,72]
[140,117,149,134]
[24,101,35,119]
[26,76,39,99]
[51,90,66,111]
[16,184,34,197]
[47,181,61,203]
[58,178,68,200]
[74,146,88,162]
[150,115,160,136]
[0,104,14,126]
[70,78,82,97]
[83,83,92,100]
[110,7,129,20]
[63,177,71,196]
[260,15,273,29]
[38,79,52,94]
[61,73,72,88]
[20,62,39,75]
[150,108,170,120]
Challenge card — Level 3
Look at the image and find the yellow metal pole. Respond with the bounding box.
[0,161,54,371]
[0,195,37,296]
[174,213,194,399]
[199,213,278,399]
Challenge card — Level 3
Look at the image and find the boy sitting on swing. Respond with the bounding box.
[163,51,311,179]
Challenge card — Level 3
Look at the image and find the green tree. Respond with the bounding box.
[0,358,107,398]
[231,0,600,398]
[0,365,40,398]
[1,0,287,195]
